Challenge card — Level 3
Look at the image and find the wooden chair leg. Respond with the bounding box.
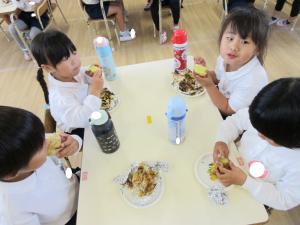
[291,15,299,31]
[56,1,68,25]
[263,0,268,9]
[0,24,10,41]
[158,0,162,44]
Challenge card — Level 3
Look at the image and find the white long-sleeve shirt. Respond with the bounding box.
[215,56,268,112]
[12,0,42,12]
[0,157,79,225]
[215,108,300,210]
[48,68,101,133]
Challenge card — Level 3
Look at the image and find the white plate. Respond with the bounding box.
[83,65,119,112]
[120,176,164,208]
[100,88,119,112]
[194,153,233,190]
[171,72,205,97]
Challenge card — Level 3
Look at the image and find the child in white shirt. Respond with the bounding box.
[31,29,104,139]
[8,0,49,60]
[194,7,269,116]
[213,78,300,210]
[82,0,135,41]
[0,106,82,225]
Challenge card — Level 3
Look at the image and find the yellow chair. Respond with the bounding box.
[77,0,120,47]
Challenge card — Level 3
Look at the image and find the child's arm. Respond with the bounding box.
[89,68,104,97]
[216,160,300,210]
[56,133,82,158]
[241,171,300,210]
[50,89,102,129]
[205,84,235,115]
[215,108,250,144]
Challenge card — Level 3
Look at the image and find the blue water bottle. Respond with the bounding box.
[94,37,116,81]
[166,96,187,145]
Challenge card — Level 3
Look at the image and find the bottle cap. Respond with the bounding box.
[166,96,187,121]
[94,37,109,48]
[90,110,109,126]
[171,29,187,44]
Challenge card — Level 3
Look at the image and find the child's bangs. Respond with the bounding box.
[228,20,252,40]
[43,34,76,67]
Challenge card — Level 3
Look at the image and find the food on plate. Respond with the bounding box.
[173,69,204,96]
[85,64,100,77]
[194,64,208,77]
[208,157,230,181]
[47,133,61,156]
[100,88,116,111]
[123,162,158,197]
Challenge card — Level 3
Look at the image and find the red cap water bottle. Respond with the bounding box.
[172,29,188,74]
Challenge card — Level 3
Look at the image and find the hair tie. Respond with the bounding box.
[43,103,50,110]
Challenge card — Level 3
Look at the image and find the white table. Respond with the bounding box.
[77,58,268,225]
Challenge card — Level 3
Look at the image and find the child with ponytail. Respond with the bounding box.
[31,29,104,139]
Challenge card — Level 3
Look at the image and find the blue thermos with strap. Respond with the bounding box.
[166,96,187,144]
[94,37,116,81]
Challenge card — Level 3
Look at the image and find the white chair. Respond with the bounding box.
[291,15,299,31]
[77,0,120,47]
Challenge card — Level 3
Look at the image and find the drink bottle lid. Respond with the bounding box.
[90,110,109,126]
[94,36,109,48]
[166,96,187,120]
[171,29,187,44]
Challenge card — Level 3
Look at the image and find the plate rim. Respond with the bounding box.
[120,176,164,208]
[171,74,206,98]
[194,152,233,191]
[101,88,120,112]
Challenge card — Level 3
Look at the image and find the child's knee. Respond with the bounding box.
[30,27,42,40]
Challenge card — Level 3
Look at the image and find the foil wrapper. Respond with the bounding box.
[208,185,228,205]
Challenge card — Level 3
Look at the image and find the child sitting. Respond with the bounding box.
[0,106,81,224]
[9,0,49,61]
[150,0,181,44]
[31,29,104,139]
[82,0,135,41]
[213,78,300,210]
[194,7,269,117]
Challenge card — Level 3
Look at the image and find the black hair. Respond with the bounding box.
[31,29,76,105]
[219,6,269,64]
[249,78,300,148]
[0,106,45,179]
[31,29,76,132]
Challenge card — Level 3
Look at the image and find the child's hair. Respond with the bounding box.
[0,106,45,179]
[249,78,300,149]
[218,6,269,64]
[31,29,77,132]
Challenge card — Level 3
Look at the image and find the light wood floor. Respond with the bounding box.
[0,0,299,224]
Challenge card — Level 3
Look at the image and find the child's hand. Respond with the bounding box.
[216,161,247,186]
[90,68,104,97]
[194,71,215,88]
[194,56,206,66]
[213,141,229,162]
[56,133,79,158]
